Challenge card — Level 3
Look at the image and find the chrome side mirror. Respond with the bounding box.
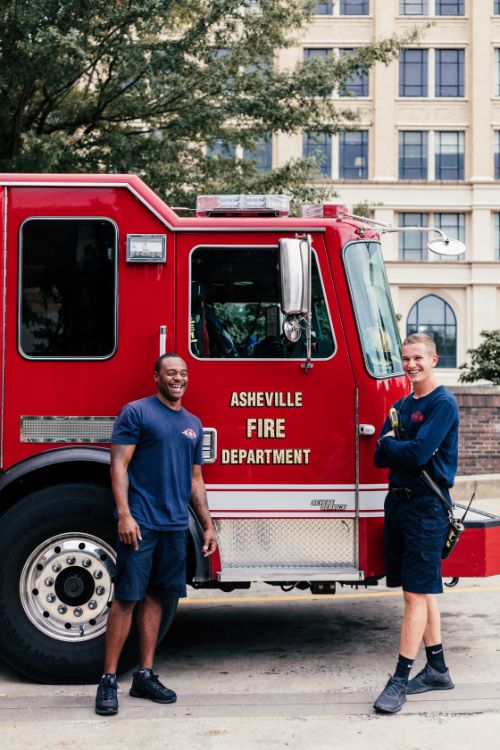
[279,238,310,315]
[427,237,466,257]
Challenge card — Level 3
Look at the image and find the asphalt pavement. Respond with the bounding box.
[1,497,500,749]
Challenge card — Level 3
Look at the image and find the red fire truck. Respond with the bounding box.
[0,173,498,683]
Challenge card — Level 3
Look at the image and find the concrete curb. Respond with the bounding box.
[454,474,500,501]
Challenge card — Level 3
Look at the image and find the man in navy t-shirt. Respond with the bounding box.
[95,353,217,716]
[372,333,459,714]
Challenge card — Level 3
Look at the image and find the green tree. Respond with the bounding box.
[459,330,500,385]
[0,0,416,209]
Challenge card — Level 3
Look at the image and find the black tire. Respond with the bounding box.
[0,484,178,684]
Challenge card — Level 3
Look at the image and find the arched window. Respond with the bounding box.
[406,295,457,367]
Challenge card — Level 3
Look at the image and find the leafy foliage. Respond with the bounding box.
[459,330,500,385]
[0,0,416,209]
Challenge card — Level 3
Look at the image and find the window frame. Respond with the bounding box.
[406,294,457,368]
[339,130,369,179]
[399,131,429,179]
[435,0,464,15]
[303,131,332,177]
[18,216,119,361]
[435,130,464,180]
[339,0,370,14]
[398,212,429,260]
[435,48,464,97]
[188,243,337,362]
[399,49,429,97]
[399,0,428,14]
[342,240,404,380]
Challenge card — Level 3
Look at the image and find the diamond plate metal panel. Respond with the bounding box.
[214,518,357,569]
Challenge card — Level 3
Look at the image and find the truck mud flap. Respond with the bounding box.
[442,506,500,578]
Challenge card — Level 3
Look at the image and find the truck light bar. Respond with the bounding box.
[302,203,352,219]
[196,194,289,217]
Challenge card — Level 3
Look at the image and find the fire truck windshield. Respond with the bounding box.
[343,241,403,378]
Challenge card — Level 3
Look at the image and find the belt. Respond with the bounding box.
[389,485,442,500]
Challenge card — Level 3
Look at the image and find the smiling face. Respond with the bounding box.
[401,341,438,395]
[154,356,188,408]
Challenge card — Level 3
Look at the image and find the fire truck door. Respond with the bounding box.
[176,233,360,579]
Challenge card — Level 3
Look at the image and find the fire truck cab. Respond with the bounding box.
[0,173,498,683]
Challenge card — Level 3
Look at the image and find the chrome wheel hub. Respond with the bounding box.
[20,533,116,642]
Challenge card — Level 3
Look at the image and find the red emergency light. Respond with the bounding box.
[302,203,352,218]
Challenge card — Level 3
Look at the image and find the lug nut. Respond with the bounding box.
[96,586,105,596]
[44,577,54,587]
[73,607,83,617]
[82,558,92,568]
[66,556,76,565]
[57,604,67,615]
[94,570,103,579]
[52,562,62,573]
[88,600,97,610]
[47,593,56,603]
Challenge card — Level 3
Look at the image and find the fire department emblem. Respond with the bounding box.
[411,411,424,422]
[182,428,197,439]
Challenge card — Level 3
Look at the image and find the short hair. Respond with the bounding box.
[402,333,436,356]
[154,352,184,373]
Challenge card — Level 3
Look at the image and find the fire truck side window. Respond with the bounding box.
[190,246,335,359]
[343,241,403,378]
[20,219,116,358]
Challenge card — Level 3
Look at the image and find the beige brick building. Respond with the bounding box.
[276,0,500,384]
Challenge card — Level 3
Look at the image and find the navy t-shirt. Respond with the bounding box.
[111,396,204,531]
[374,385,459,490]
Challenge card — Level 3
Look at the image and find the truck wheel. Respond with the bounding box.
[0,484,178,683]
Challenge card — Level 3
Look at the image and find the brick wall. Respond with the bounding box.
[449,386,500,476]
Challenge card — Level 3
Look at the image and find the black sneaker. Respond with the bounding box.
[373,675,407,714]
[130,669,177,704]
[407,663,454,694]
[95,674,118,716]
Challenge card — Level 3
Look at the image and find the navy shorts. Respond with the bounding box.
[384,491,450,594]
[114,527,188,601]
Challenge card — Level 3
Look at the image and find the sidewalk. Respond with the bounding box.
[453,474,500,503]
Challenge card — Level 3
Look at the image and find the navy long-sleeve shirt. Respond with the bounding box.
[374,385,459,490]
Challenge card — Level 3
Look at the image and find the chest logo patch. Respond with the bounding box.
[411,411,424,422]
[182,428,197,439]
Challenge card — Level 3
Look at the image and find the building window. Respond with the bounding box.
[315,1,333,13]
[494,131,500,178]
[340,49,369,97]
[207,140,236,158]
[399,50,428,96]
[398,213,429,260]
[435,213,465,261]
[399,131,428,179]
[495,214,500,259]
[407,295,457,368]
[303,132,332,177]
[435,131,464,180]
[400,0,428,13]
[339,0,369,14]
[243,136,272,172]
[304,48,331,59]
[495,1,500,15]
[495,49,500,97]
[20,219,117,359]
[435,49,464,97]
[435,0,464,14]
[190,247,334,359]
[339,131,368,179]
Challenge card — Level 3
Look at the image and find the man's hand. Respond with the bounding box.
[118,513,142,550]
[201,526,217,557]
[382,429,395,438]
